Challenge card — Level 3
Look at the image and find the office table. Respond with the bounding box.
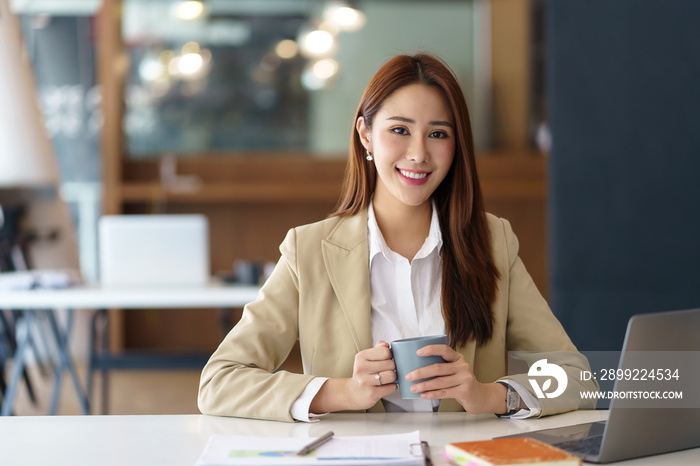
[1,411,699,465]
[0,281,260,309]
[0,282,260,416]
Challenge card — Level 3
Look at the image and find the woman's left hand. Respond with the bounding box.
[405,344,507,415]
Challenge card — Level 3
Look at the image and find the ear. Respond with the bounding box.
[356,116,371,151]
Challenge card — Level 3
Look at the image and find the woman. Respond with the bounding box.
[198,54,597,422]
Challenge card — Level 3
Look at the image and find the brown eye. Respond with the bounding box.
[429,130,448,139]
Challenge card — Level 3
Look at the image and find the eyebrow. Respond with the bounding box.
[387,116,453,128]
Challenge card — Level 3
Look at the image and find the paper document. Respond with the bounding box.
[197,430,425,465]
[0,269,81,290]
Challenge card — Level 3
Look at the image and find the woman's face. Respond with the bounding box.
[358,83,455,212]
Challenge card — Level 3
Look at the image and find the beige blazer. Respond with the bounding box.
[198,210,597,422]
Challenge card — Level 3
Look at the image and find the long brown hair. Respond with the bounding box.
[332,54,500,348]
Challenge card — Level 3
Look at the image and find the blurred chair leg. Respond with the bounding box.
[1,311,32,416]
[87,308,108,414]
[20,362,36,404]
[46,309,89,415]
[2,310,38,406]
[0,312,9,399]
[15,310,37,405]
[87,310,97,411]
[31,313,55,378]
[47,344,64,415]
[98,309,110,415]
[0,310,13,399]
[26,320,50,378]
[0,358,6,400]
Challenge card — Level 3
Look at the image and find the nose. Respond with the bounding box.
[407,136,429,163]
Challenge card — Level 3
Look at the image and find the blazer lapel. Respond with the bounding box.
[321,210,373,353]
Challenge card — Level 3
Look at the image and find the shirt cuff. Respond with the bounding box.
[499,379,542,419]
[290,377,329,422]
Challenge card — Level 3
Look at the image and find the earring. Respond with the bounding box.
[365,150,373,162]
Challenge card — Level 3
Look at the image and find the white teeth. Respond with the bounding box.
[398,169,428,179]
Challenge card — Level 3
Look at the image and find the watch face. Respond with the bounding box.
[507,389,521,411]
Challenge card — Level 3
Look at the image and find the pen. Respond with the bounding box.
[296,431,334,456]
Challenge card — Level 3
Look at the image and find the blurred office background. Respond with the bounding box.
[3,0,699,414]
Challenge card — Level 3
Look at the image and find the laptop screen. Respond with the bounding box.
[99,214,209,286]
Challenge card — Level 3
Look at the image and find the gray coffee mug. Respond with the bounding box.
[390,335,448,399]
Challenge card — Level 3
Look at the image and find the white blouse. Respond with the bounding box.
[367,201,444,412]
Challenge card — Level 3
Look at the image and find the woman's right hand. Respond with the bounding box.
[310,340,397,413]
[343,340,398,410]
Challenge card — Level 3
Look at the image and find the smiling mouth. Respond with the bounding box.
[397,168,430,180]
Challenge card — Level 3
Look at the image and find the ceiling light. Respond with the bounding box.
[178,53,204,75]
[181,41,201,55]
[175,1,204,21]
[275,39,299,60]
[302,59,340,91]
[312,58,339,80]
[138,56,166,82]
[299,29,335,57]
[324,2,366,32]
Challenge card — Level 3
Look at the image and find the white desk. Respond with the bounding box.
[0,282,260,416]
[0,281,260,310]
[1,411,699,465]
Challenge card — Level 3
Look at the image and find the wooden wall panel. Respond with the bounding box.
[491,0,531,148]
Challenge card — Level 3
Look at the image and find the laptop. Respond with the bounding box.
[498,308,700,463]
[99,214,209,286]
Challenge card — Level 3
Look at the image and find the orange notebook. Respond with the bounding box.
[443,437,581,466]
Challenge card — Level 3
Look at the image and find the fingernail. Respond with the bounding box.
[411,386,418,392]
[416,349,424,356]
[405,374,413,381]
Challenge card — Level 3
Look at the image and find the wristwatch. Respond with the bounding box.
[497,382,520,416]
